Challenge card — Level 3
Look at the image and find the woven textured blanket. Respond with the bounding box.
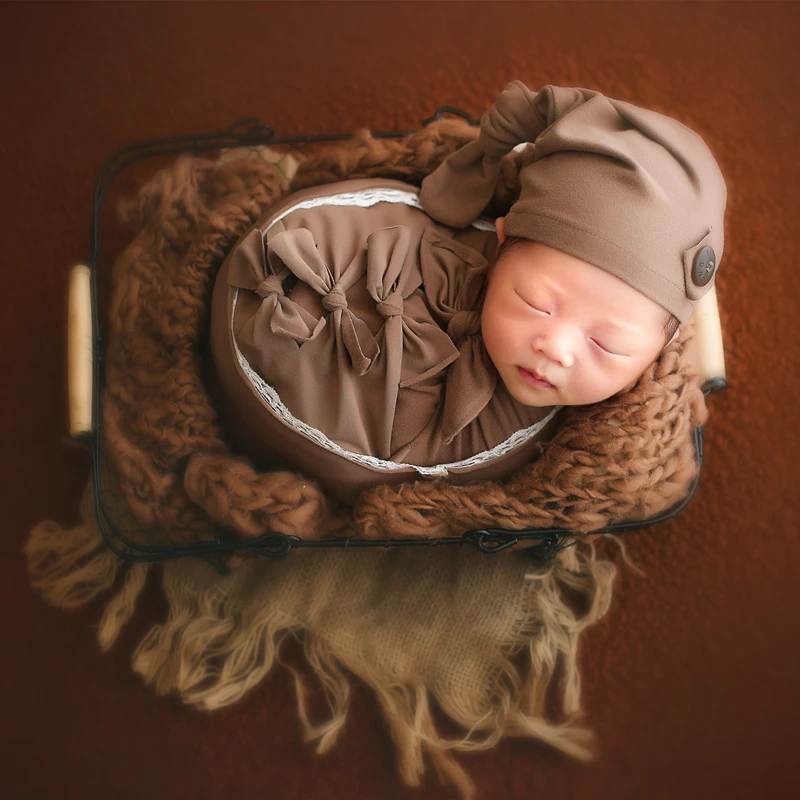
[98,120,707,547]
[27,481,624,799]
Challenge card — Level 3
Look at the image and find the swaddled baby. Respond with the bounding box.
[209,81,726,504]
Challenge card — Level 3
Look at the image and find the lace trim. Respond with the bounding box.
[263,187,495,232]
[233,187,554,476]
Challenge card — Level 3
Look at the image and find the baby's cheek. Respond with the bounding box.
[568,365,624,405]
[480,310,509,357]
[498,309,530,347]
[605,361,650,398]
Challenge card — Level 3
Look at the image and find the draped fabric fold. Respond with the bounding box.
[419,227,498,443]
[419,81,594,228]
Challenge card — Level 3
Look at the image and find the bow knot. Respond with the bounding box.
[256,274,285,298]
[322,287,348,312]
[376,291,404,319]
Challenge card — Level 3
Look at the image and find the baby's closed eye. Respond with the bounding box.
[515,289,551,314]
[589,338,629,357]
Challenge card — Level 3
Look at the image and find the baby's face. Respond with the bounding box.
[481,236,671,407]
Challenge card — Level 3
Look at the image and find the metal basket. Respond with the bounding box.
[67,109,728,568]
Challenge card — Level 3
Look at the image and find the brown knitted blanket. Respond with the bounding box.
[102,119,707,547]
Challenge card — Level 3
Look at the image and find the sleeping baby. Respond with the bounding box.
[208,81,727,504]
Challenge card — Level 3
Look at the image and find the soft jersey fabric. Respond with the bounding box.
[420,81,728,324]
[209,177,564,504]
[222,178,559,466]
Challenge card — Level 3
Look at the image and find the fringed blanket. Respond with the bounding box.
[27,483,628,799]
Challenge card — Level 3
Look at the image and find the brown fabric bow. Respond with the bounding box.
[227,218,465,460]
[227,228,326,344]
[366,225,459,389]
[267,227,380,375]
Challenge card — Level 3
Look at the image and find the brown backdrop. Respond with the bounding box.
[3,2,799,798]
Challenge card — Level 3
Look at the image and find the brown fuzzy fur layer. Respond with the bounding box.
[101,121,707,545]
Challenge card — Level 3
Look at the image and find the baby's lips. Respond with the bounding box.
[521,366,555,387]
[520,367,556,389]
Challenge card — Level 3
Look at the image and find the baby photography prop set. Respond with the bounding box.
[28,83,727,798]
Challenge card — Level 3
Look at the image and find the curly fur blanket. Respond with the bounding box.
[100,119,708,547]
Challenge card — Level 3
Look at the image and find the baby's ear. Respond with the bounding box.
[495,216,506,245]
[666,325,680,348]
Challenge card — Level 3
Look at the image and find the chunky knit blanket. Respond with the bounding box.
[102,119,708,547]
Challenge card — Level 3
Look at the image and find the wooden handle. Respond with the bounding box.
[68,264,94,437]
[692,286,726,387]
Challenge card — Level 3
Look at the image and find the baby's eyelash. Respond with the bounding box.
[590,338,625,357]
[516,290,550,314]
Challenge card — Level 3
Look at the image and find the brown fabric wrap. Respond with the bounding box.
[102,121,708,545]
[210,177,558,504]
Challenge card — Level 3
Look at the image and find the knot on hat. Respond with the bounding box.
[322,287,348,312]
[479,80,544,158]
[256,275,285,298]
[447,310,481,345]
[376,291,404,319]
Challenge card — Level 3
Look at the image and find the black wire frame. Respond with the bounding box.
[72,109,728,568]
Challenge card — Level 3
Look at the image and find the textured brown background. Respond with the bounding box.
[3,2,799,798]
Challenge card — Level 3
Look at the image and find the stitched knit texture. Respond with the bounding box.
[101,119,707,546]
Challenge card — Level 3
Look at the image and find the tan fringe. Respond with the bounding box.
[278,633,352,754]
[517,543,617,721]
[131,559,296,709]
[320,547,609,797]
[122,551,612,800]
[25,483,628,799]
[97,562,151,652]
[23,484,153,656]
[24,486,123,610]
[597,532,648,578]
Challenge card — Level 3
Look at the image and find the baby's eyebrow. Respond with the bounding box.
[540,278,641,334]
[595,318,640,334]
[542,276,642,335]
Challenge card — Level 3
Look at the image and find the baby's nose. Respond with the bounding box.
[534,328,578,368]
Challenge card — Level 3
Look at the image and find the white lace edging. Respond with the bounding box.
[264,187,495,232]
[232,187,552,476]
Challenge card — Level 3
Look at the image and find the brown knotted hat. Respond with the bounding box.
[420,81,728,323]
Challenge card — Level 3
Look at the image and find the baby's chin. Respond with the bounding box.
[502,378,565,407]
[503,379,636,408]
[498,363,646,407]
[512,392,559,408]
